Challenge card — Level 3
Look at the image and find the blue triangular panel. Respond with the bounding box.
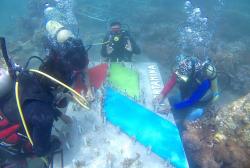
[104,87,189,168]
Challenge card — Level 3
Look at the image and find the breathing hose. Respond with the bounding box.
[29,69,89,108]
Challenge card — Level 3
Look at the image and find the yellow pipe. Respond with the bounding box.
[73,95,89,109]
[29,69,89,110]
[15,82,34,146]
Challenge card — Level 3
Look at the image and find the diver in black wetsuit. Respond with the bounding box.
[0,67,71,167]
[101,21,141,62]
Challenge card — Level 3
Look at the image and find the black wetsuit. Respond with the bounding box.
[0,71,61,158]
[101,30,141,62]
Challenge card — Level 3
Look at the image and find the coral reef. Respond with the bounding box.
[182,123,220,168]
[182,94,250,168]
[214,93,250,147]
[214,140,250,168]
[209,39,250,95]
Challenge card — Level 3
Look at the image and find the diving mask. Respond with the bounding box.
[111,25,121,33]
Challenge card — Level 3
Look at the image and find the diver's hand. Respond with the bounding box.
[60,113,73,125]
[157,105,172,115]
[107,45,114,54]
[55,92,71,108]
[86,88,95,102]
[153,93,164,105]
[125,40,132,52]
[49,135,61,153]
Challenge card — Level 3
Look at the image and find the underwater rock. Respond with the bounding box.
[214,140,250,168]
[215,93,250,146]
[182,125,220,168]
[243,102,250,113]
[210,40,250,95]
[183,93,250,168]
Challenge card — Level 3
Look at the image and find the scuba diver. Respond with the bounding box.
[0,66,72,167]
[155,56,219,127]
[40,6,94,101]
[101,21,141,62]
[0,4,90,167]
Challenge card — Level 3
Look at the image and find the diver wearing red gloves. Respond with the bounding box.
[156,56,219,125]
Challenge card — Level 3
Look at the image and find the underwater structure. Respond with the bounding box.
[52,62,189,168]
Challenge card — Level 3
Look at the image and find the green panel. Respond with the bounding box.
[108,63,140,98]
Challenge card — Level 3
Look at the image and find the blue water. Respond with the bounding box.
[0,0,28,39]
[1,0,250,47]
[104,87,189,168]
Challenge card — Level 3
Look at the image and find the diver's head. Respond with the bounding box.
[63,38,88,70]
[109,21,123,43]
[174,57,194,83]
[0,68,12,98]
[110,21,122,34]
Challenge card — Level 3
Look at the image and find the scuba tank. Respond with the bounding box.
[201,59,219,99]
[44,6,75,43]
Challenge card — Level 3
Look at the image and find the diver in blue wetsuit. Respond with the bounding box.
[156,56,219,126]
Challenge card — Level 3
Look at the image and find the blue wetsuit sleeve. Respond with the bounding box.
[174,80,211,110]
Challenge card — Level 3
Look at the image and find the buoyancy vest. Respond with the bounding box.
[0,110,32,157]
[0,111,20,145]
